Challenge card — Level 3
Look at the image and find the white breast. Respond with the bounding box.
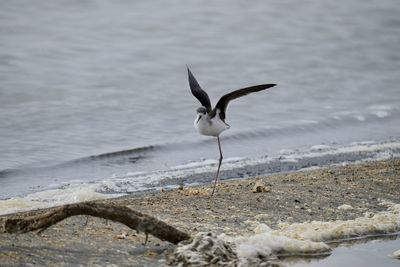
[194,113,230,137]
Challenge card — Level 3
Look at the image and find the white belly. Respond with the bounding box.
[194,115,230,137]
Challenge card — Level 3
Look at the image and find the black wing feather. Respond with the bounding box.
[187,67,212,113]
[211,84,276,121]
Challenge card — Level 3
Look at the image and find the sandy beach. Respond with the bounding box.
[1,158,399,266]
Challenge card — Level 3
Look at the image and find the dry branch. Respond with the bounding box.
[3,202,190,244]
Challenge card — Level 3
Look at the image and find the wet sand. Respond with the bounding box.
[1,158,399,266]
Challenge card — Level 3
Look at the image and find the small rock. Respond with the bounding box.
[144,251,158,258]
[254,213,269,220]
[337,204,353,211]
[252,180,270,193]
[116,232,128,239]
[182,188,209,196]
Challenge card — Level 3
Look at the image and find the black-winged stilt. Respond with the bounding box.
[187,67,276,195]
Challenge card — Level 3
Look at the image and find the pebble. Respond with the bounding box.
[337,204,354,211]
[116,232,128,239]
[252,180,271,193]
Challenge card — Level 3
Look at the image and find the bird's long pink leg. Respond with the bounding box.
[211,136,223,196]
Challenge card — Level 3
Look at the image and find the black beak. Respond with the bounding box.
[196,115,201,124]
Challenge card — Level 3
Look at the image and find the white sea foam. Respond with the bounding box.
[171,202,400,265]
[275,202,400,242]
[350,140,376,146]
[354,115,366,121]
[368,104,394,118]
[222,229,331,259]
[264,141,399,170]
[0,186,116,216]
[310,145,332,151]
[236,202,400,257]
[374,111,390,118]
[279,148,295,155]
[1,140,399,216]
[279,157,299,163]
[170,157,245,170]
[171,159,219,170]
[392,249,400,259]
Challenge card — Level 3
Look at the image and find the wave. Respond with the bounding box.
[0,168,20,179]
[0,145,160,178]
[64,144,160,166]
[1,109,399,178]
[86,145,158,160]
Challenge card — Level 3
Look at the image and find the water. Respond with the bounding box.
[1,0,400,200]
[289,236,400,267]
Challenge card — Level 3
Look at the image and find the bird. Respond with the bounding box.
[187,67,276,195]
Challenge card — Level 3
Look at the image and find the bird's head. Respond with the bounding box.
[195,106,207,124]
[196,106,207,115]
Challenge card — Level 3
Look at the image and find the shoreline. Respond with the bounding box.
[1,158,399,266]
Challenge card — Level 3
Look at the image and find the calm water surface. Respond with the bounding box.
[1,0,400,197]
[290,236,400,267]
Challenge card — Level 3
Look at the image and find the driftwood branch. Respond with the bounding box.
[3,202,190,245]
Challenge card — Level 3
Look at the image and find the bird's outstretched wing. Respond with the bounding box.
[187,67,212,113]
[211,84,276,121]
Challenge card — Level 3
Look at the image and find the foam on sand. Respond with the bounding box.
[274,201,400,242]
[0,186,114,216]
[170,202,400,266]
[392,249,400,259]
[228,227,331,259]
